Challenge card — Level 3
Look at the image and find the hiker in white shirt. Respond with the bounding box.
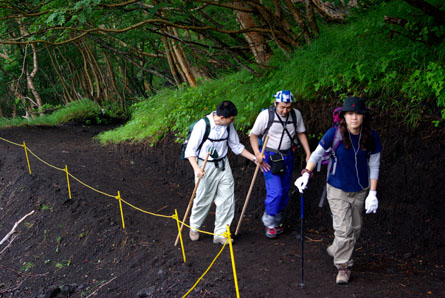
[185,101,267,244]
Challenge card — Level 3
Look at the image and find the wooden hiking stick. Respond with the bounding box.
[235,135,269,235]
[174,151,211,246]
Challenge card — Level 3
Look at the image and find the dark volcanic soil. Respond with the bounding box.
[0,117,444,297]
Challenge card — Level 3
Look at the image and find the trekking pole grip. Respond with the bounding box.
[174,151,210,246]
[235,135,269,236]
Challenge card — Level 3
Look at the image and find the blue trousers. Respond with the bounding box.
[263,150,294,220]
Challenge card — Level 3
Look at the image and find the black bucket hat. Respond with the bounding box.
[340,96,368,116]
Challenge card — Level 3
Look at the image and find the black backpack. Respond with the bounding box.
[180,117,211,160]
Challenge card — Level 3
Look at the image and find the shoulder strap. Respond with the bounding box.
[276,109,298,147]
[264,106,275,136]
[197,116,211,152]
[290,109,297,132]
[332,126,342,152]
[326,127,343,176]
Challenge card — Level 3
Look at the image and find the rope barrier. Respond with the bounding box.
[0,136,241,297]
[182,239,228,298]
[0,136,23,147]
[121,199,174,219]
[67,172,116,198]
[26,147,65,171]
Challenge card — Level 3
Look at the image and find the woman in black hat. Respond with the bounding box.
[294,96,382,284]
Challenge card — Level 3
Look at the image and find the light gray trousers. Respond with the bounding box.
[327,184,368,268]
[190,157,235,236]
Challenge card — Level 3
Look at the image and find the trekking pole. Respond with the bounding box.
[318,185,327,208]
[235,135,269,236]
[174,151,211,246]
[299,193,305,288]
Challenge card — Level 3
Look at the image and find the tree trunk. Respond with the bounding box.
[18,20,43,111]
[74,41,95,99]
[83,43,104,102]
[305,0,319,36]
[103,50,124,105]
[233,2,272,65]
[45,45,75,103]
[284,0,311,44]
[57,47,82,101]
[310,0,358,22]
[161,30,182,87]
[169,27,197,87]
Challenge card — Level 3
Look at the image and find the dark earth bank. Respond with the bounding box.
[0,104,444,297]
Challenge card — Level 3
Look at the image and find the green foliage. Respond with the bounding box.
[78,231,88,239]
[0,99,126,128]
[55,259,71,269]
[97,1,444,144]
[2,1,443,143]
[21,262,34,272]
[40,204,53,211]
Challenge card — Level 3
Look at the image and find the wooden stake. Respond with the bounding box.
[235,135,269,235]
[174,151,210,246]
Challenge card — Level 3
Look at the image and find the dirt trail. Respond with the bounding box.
[0,123,443,297]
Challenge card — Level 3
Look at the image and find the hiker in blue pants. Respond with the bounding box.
[295,96,382,285]
[250,90,311,239]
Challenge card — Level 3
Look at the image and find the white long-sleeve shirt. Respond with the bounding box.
[184,112,245,160]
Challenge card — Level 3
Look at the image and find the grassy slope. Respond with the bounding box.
[1,1,442,141]
[0,100,102,128]
[96,1,443,145]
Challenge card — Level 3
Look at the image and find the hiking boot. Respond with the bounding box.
[336,265,351,284]
[213,236,234,245]
[189,229,199,241]
[276,226,284,235]
[265,227,278,239]
[327,245,334,258]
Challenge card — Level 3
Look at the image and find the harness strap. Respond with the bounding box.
[265,147,291,154]
[328,128,342,177]
[198,156,226,171]
[207,136,229,142]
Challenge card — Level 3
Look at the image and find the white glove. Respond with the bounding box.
[365,190,378,214]
[294,173,310,193]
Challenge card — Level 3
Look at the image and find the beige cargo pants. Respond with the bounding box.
[190,157,235,236]
[327,184,368,268]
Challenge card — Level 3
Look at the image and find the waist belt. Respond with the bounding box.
[198,156,227,171]
[265,147,291,154]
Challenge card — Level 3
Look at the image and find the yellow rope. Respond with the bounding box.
[177,222,223,237]
[121,199,174,219]
[67,172,116,198]
[1,135,241,297]
[182,241,227,298]
[26,147,65,171]
[0,136,23,147]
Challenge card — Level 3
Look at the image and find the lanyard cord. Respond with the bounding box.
[348,126,366,189]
